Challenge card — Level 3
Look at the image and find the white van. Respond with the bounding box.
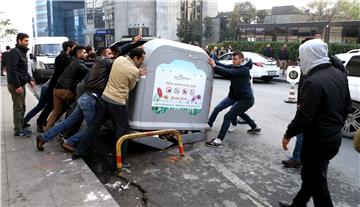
[30,36,68,82]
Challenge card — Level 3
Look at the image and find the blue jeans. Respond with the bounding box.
[218,97,257,140]
[292,133,303,161]
[208,97,237,127]
[23,84,48,124]
[42,93,97,142]
[74,98,130,160]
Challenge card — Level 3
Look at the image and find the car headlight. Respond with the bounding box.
[35,61,46,70]
[289,71,299,79]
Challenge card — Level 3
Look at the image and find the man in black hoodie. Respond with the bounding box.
[7,33,35,137]
[206,51,261,147]
[43,46,89,131]
[279,39,352,207]
[36,40,76,132]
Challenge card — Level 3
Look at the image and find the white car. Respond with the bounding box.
[336,53,360,138]
[217,52,280,82]
[346,49,360,54]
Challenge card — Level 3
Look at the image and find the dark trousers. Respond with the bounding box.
[7,84,26,133]
[208,97,237,127]
[23,84,48,124]
[74,98,130,162]
[217,97,256,140]
[292,136,342,207]
[37,87,54,126]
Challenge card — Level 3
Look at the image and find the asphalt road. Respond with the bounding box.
[83,79,359,207]
[32,78,360,207]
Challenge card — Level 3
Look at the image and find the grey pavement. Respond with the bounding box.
[0,76,118,207]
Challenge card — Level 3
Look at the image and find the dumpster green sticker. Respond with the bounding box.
[151,60,206,115]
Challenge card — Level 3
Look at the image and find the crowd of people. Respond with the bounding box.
[2,32,355,207]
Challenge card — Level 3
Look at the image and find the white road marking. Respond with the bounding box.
[201,151,272,207]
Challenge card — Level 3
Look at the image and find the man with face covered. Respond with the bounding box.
[279,39,352,207]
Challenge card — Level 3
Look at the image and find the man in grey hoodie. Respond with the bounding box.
[279,39,352,207]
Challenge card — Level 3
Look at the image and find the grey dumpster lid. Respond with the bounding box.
[143,39,208,59]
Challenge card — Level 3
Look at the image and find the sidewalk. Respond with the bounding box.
[0,76,118,207]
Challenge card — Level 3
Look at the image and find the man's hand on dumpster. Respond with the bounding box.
[208,58,216,68]
[132,35,142,43]
[139,67,148,76]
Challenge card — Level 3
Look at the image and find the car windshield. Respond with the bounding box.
[35,44,62,56]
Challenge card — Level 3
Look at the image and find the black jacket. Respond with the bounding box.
[84,57,113,95]
[7,44,33,88]
[49,51,71,90]
[1,50,10,68]
[84,42,138,96]
[214,59,253,100]
[55,59,89,92]
[286,63,352,143]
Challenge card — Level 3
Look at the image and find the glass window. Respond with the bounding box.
[255,28,265,41]
[288,27,298,42]
[343,27,358,43]
[329,26,343,43]
[264,27,275,41]
[246,28,255,39]
[347,56,360,77]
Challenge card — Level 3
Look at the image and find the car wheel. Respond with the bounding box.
[261,77,273,83]
[342,101,360,139]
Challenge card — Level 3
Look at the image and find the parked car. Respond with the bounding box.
[217,52,280,82]
[346,49,360,54]
[336,53,360,138]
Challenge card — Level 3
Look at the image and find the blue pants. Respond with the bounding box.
[292,133,304,161]
[74,98,130,161]
[217,97,257,140]
[208,97,237,127]
[42,93,97,143]
[23,84,48,124]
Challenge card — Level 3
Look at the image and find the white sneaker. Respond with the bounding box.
[228,124,237,133]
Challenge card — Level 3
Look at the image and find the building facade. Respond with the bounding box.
[33,0,86,44]
[90,0,218,48]
[237,21,360,43]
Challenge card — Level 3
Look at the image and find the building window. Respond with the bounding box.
[343,26,358,43]
[264,27,275,41]
[288,27,298,42]
[255,28,265,41]
[128,27,149,36]
[329,26,343,43]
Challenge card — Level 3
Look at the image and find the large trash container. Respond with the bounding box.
[128,39,213,131]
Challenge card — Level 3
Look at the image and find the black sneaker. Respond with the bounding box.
[22,123,31,128]
[14,129,32,138]
[37,124,44,133]
[71,153,81,160]
[282,158,302,168]
[205,139,222,148]
[247,127,261,134]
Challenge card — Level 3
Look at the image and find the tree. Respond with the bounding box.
[203,16,213,41]
[307,0,360,21]
[0,12,18,45]
[177,17,190,43]
[256,10,268,23]
[189,18,202,45]
[176,17,202,44]
[237,1,256,24]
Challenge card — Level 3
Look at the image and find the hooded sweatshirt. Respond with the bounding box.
[299,39,330,75]
[285,39,352,143]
